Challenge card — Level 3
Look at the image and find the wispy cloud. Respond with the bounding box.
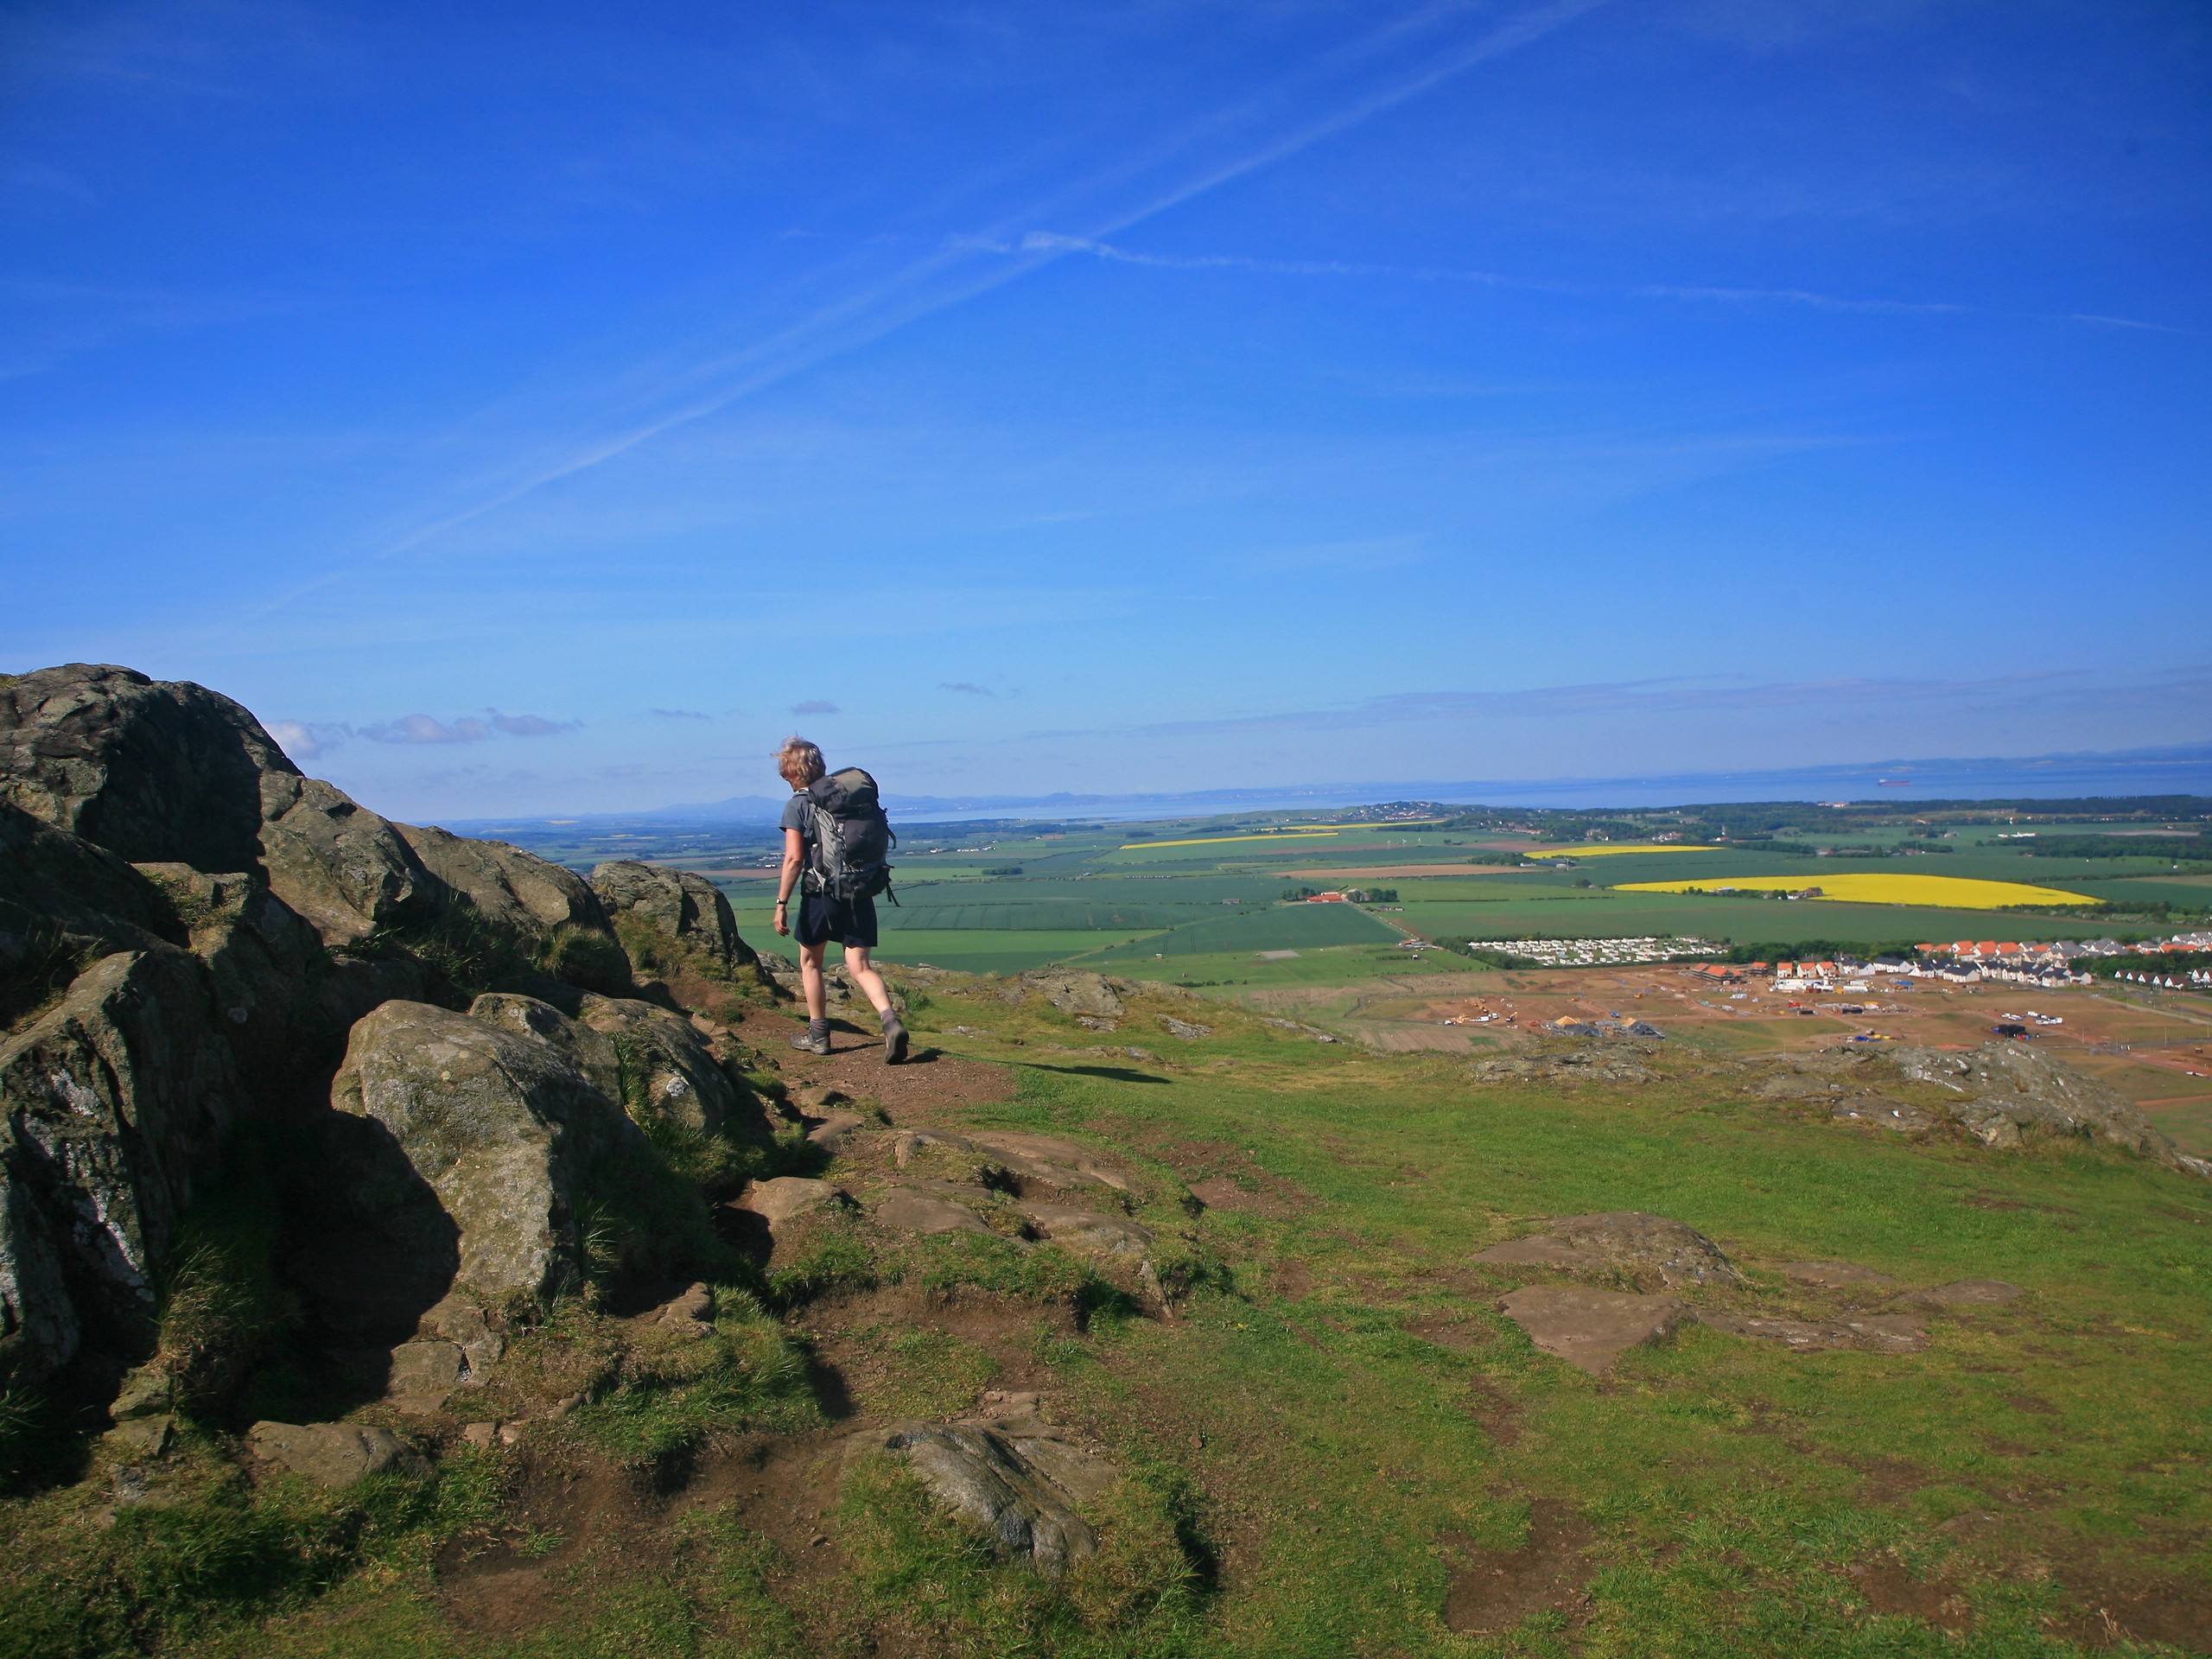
[213,0,1611,638]
[1005,232,2192,334]
[790,699,840,716]
[648,707,711,721]
[938,682,995,697]
[275,709,582,755]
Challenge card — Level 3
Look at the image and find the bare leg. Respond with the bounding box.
[842,945,893,1016]
[800,942,828,1020]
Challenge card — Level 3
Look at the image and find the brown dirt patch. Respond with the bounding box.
[1148,1138,1319,1217]
[1267,1260,1315,1300]
[435,1455,671,1637]
[1847,1556,1971,1632]
[1402,1312,1491,1351]
[2040,1559,2212,1651]
[733,1005,1014,1125]
[1442,1499,1595,1635]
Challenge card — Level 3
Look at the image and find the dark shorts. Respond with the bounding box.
[795,891,878,950]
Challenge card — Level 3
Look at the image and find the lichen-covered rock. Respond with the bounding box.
[0,664,439,950]
[330,1000,644,1299]
[472,991,779,1152]
[0,664,284,874]
[0,949,244,1383]
[1022,1204,1154,1262]
[247,1420,426,1488]
[575,993,767,1143]
[400,824,613,945]
[257,773,438,945]
[589,860,758,976]
[1019,969,1123,1018]
[845,1418,1106,1574]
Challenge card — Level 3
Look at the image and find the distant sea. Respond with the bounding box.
[467,741,2212,830]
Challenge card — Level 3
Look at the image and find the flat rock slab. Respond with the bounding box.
[390,1338,468,1397]
[741,1176,845,1227]
[1902,1280,2023,1307]
[845,1419,1105,1573]
[249,1421,426,1488]
[898,1127,1141,1197]
[1024,1204,1154,1261]
[804,1112,868,1154]
[1477,1212,1744,1291]
[1779,1262,1896,1287]
[1498,1286,1688,1374]
[1696,1310,1924,1353]
[874,1192,990,1235]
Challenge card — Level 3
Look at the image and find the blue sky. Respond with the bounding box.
[4,0,2208,820]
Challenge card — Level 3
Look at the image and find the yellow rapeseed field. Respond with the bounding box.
[1616,873,2095,909]
[1119,830,1340,850]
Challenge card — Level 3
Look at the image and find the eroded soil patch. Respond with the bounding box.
[1442,1499,1595,1635]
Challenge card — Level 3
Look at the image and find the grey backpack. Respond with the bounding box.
[803,767,897,902]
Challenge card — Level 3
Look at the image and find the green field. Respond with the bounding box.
[1091,900,1402,959]
[692,804,2208,988]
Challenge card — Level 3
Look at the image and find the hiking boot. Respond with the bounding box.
[881,1016,910,1065]
[789,1027,831,1056]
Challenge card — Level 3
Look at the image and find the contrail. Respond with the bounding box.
[218,0,1611,634]
[1014,233,2191,334]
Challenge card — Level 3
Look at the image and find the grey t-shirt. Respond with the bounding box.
[779,791,808,836]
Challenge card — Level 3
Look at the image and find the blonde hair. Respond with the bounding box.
[774,736,825,789]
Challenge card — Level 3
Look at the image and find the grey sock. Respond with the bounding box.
[880,1006,903,1031]
[810,1017,830,1041]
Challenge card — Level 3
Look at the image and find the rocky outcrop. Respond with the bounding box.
[403,824,612,948]
[0,949,243,1382]
[1889,1043,2207,1173]
[590,861,757,976]
[330,1000,645,1300]
[0,664,434,949]
[1018,969,1123,1018]
[256,773,437,946]
[0,665,285,874]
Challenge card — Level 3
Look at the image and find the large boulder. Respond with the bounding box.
[589,861,757,976]
[0,949,245,1383]
[468,991,776,1147]
[0,664,283,874]
[329,1000,645,1300]
[399,824,612,946]
[0,663,442,948]
[256,772,437,945]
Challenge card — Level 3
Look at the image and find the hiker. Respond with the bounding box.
[772,736,908,1062]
